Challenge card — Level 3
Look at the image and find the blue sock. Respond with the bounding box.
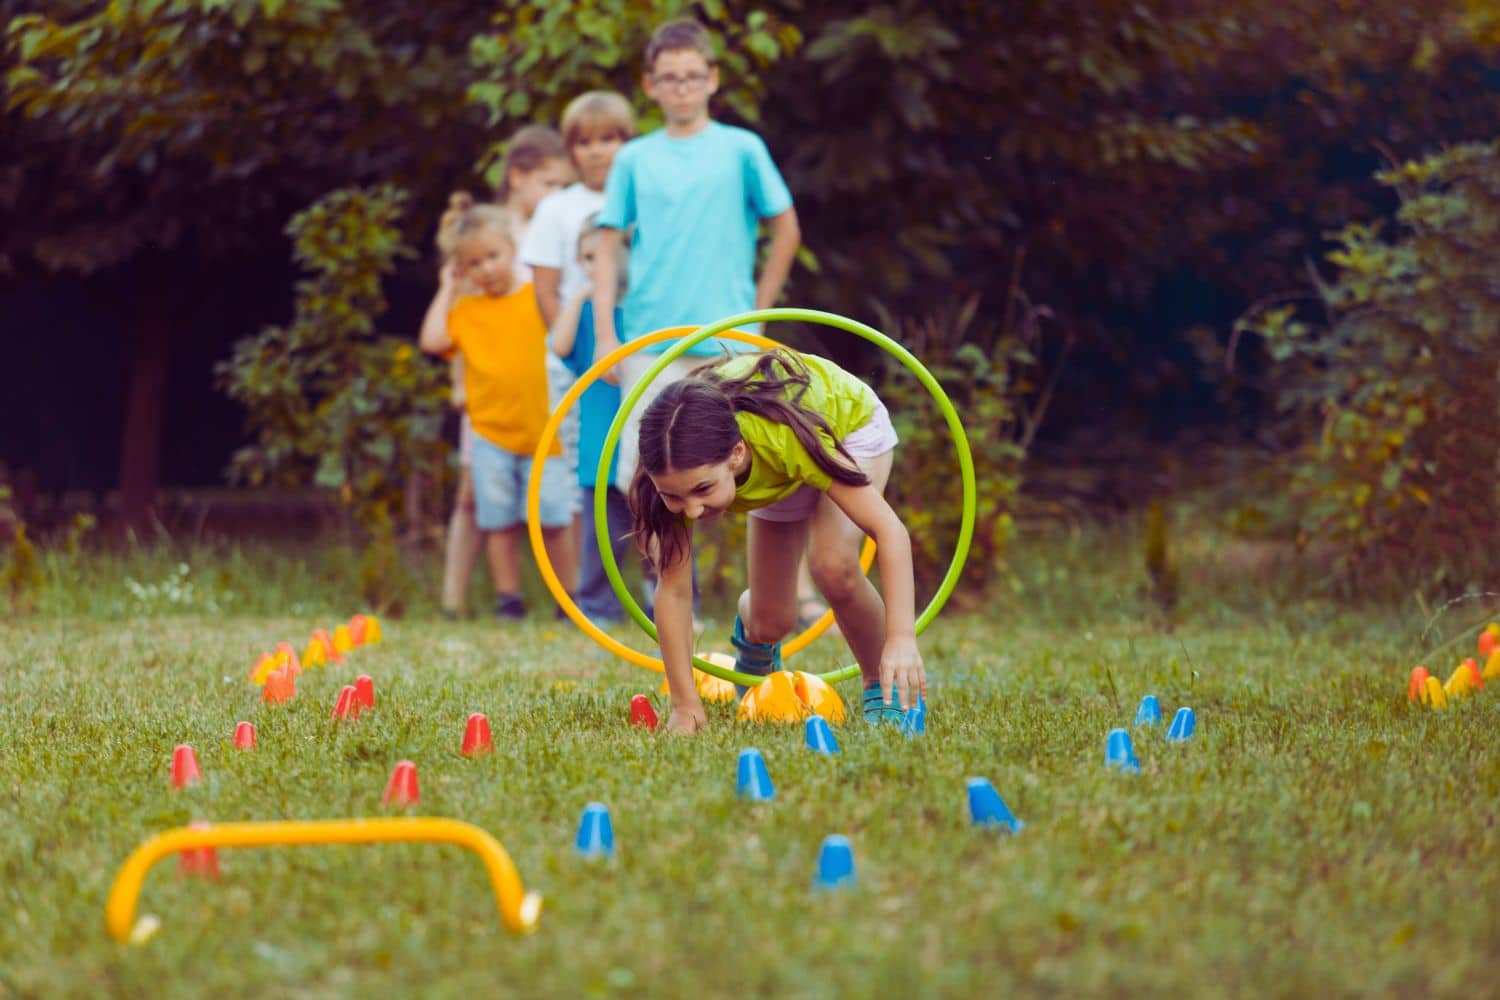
[863,681,905,724]
[731,614,782,697]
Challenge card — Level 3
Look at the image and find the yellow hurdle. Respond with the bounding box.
[105,817,542,942]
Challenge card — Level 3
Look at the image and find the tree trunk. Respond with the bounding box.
[116,267,172,543]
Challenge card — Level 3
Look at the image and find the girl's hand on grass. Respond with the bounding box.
[666,703,707,734]
[881,635,926,711]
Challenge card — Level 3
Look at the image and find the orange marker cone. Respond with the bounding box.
[171,745,202,789]
[275,642,302,677]
[630,695,659,730]
[313,628,342,664]
[1480,630,1498,659]
[462,713,494,755]
[1408,666,1430,702]
[332,624,354,656]
[261,667,295,705]
[354,674,375,710]
[363,615,383,644]
[249,652,278,686]
[1463,657,1484,691]
[382,760,419,807]
[177,820,221,879]
[331,685,361,721]
[1426,675,1448,709]
[302,636,327,668]
[349,614,368,646]
[232,721,256,750]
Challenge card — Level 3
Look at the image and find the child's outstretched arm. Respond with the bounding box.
[419,259,460,355]
[825,480,926,711]
[754,208,801,310]
[549,290,588,358]
[656,542,706,734]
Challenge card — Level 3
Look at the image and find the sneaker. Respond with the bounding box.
[730,614,783,697]
[495,594,526,621]
[862,681,906,725]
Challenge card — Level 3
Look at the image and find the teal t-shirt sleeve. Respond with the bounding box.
[744,134,793,219]
[597,144,635,230]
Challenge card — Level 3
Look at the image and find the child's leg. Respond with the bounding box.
[486,526,523,595]
[441,465,482,616]
[731,516,808,694]
[807,451,895,715]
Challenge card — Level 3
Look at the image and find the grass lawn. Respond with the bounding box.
[2,526,1498,996]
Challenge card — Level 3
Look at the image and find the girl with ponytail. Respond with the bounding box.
[629,348,925,733]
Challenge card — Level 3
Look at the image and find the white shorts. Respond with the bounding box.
[749,401,899,523]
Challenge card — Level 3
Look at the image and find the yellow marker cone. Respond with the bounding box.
[1484,650,1500,681]
[1487,623,1500,639]
[1425,676,1448,709]
[737,671,809,723]
[332,624,354,655]
[249,653,278,687]
[302,637,327,668]
[364,615,383,645]
[1444,664,1472,700]
[792,671,848,723]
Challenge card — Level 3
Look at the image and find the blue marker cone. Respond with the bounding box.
[805,716,841,755]
[813,835,856,891]
[1104,728,1141,773]
[1134,695,1162,726]
[902,695,927,737]
[736,748,776,801]
[966,777,1024,833]
[574,802,615,859]
[1166,706,1197,741]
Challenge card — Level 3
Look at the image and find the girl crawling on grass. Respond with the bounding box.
[628,348,927,734]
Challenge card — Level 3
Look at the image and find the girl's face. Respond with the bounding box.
[455,228,516,297]
[650,441,747,524]
[509,156,573,218]
[570,128,626,190]
[577,231,599,279]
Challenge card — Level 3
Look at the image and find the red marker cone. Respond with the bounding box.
[232,721,257,750]
[1463,657,1484,691]
[354,674,375,710]
[1479,630,1497,659]
[171,744,202,789]
[349,614,368,646]
[332,685,361,721]
[313,627,343,664]
[382,760,419,807]
[177,820,220,879]
[1408,666,1430,702]
[462,713,494,756]
[629,694,659,730]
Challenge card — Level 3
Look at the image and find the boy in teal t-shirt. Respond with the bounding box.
[591,17,801,494]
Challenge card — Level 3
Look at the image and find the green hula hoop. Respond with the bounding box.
[595,307,975,687]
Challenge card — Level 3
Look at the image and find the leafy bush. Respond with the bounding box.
[1242,141,1500,590]
[875,280,1065,601]
[217,186,449,539]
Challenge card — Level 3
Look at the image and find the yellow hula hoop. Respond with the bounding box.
[526,325,875,674]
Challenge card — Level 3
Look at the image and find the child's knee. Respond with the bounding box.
[809,553,863,603]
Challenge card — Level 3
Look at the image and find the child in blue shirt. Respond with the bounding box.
[590,17,801,496]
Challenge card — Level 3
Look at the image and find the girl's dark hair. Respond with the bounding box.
[628,349,869,570]
[495,124,566,201]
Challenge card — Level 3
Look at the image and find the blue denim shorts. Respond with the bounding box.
[470,435,576,531]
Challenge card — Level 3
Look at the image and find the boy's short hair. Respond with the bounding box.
[560,91,636,148]
[644,18,715,69]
